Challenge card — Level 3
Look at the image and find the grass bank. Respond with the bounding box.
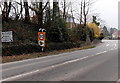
[2,45,95,63]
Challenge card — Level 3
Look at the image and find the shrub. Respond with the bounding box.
[47,18,70,42]
[2,42,83,56]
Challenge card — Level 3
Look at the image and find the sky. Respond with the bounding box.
[71,0,119,29]
[59,0,119,29]
[93,0,119,29]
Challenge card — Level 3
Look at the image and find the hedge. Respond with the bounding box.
[2,42,83,56]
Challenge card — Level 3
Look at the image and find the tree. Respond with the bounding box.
[44,2,51,30]
[24,0,30,23]
[53,0,60,20]
[11,0,23,21]
[70,2,76,28]
[63,0,66,19]
[99,33,104,40]
[109,28,117,36]
[82,0,94,44]
[47,18,69,42]
[80,0,83,25]
[102,26,110,36]
[92,16,100,26]
[15,1,49,28]
[88,23,101,38]
[2,0,12,22]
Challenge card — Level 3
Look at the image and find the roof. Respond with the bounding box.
[112,30,120,35]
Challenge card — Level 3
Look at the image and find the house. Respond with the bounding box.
[112,30,120,39]
[66,14,76,28]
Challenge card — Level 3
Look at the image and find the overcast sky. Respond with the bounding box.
[94,0,119,29]
[62,0,119,29]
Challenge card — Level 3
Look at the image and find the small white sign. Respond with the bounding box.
[38,40,45,47]
[1,31,13,42]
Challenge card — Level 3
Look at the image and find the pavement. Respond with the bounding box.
[1,40,119,82]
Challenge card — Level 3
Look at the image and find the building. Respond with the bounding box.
[66,14,76,28]
[112,30,120,39]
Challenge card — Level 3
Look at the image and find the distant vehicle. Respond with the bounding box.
[112,30,120,40]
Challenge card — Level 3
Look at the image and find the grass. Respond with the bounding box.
[2,45,95,63]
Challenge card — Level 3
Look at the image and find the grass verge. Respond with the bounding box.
[2,45,95,63]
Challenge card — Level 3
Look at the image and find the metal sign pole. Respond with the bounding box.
[42,47,44,52]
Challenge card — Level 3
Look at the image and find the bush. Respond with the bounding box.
[47,17,70,42]
[2,44,41,56]
[2,42,83,56]
[99,33,104,40]
[71,26,94,42]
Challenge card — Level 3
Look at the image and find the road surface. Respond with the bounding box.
[1,40,119,82]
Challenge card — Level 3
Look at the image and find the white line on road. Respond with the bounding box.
[1,70,40,82]
[114,44,117,47]
[106,44,109,46]
[95,51,107,55]
[1,51,109,82]
[117,79,120,83]
[109,48,118,51]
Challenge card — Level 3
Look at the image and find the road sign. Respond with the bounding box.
[38,32,45,40]
[38,40,45,47]
[38,30,46,47]
[1,31,13,42]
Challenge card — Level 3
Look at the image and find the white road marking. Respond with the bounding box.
[109,49,114,51]
[106,44,109,46]
[109,47,117,51]
[1,70,40,82]
[1,51,109,81]
[95,51,107,55]
[117,79,120,83]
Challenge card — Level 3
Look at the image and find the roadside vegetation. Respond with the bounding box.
[2,45,95,63]
[1,0,104,62]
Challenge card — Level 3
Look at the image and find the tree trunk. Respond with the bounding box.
[2,1,11,22]
[38,2,43,28]
[83,0,91,44]
[63,0,66,19]
[24,1,30,23]
[80,1,83,25]
[53,1,59,20]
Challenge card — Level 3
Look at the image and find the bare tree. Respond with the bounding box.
[2,0,12,22]
[30,1,49,28]
[11,0,23,21]
[82,0,94,44]
[60,0,71,20]
[80,0,83,25]
[15,0,49,28]
[70,2,76,28]
[53,0,59,20]
[24,0,30,23]
[63,0,66,19]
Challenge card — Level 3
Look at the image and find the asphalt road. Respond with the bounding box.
[1,40,119,82]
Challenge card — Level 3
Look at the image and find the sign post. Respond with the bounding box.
[38,28,46,52]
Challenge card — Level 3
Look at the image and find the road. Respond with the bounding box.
[1,40,119,82]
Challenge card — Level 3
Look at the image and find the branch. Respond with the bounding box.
[14,1,49,14]
[11,4,17,15]
[14,1,38,14]
[41,2,49,12]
